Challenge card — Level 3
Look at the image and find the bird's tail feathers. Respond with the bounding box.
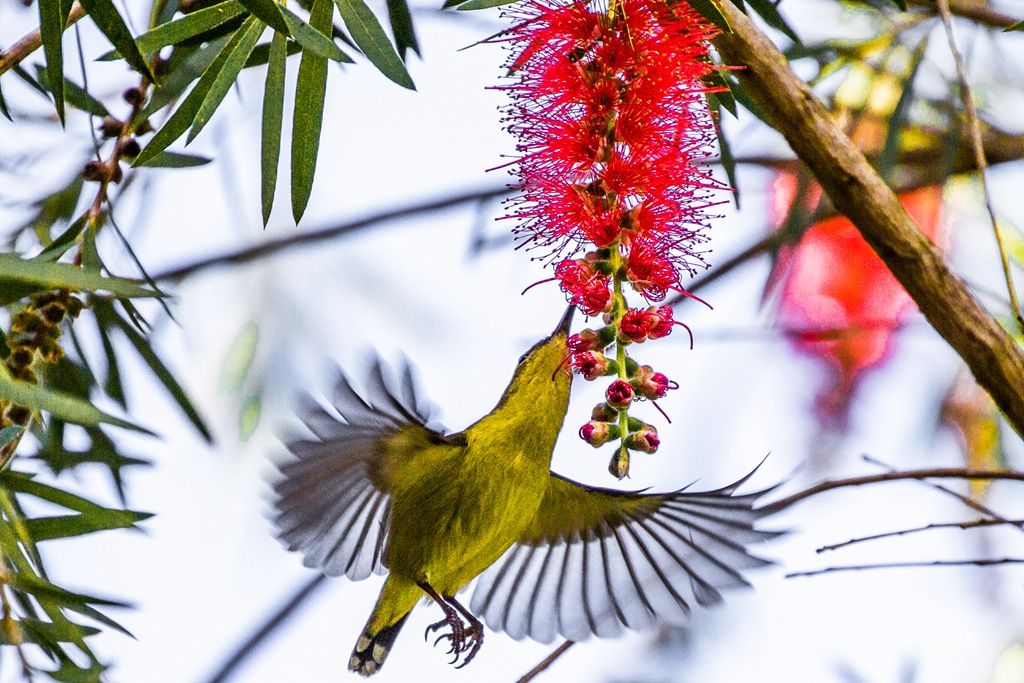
[349,612,411,677]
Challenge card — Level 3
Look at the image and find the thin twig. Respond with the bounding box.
[151,186,511,282]
[860,454,1012,525]
[762,468,1024,513]
[908,0,1020,30]
[200,575,327,683]
[818,518,1024,553]
[788,557,1024,578]
[517,640,575,683]
[0,3,86,78]
[935,0,1023,334]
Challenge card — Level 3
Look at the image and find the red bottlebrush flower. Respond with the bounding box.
[554,259,612,315]
[619,308,654,343]
[501,0,724,276]
[571,351,615,380]
[647,305,675,339]
[605,379,634,409]
[771,173,944,424]
[567,327,613,352]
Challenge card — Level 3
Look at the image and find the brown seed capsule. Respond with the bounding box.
[122,87,146,107]
[83,160,108,182]
[99,116,124,138]
[119,138,141,158]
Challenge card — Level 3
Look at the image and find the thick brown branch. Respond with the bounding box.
[712,1,1024,439]
[0,3,86,78]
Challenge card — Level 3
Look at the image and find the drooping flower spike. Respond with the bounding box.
[499,0,726,477]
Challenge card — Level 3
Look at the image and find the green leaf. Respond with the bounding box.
[133,29,246,166]
[144,151,214,167]
[78,0,157,82]
[455,0,514,10]
[385,0,419,57]
[245,37,307,67]
[188,15,265,142]
[877,36,928,182]
[0,380,153,434]
[743,0,800,45]
[0,254,158,303]
[0,78,10,121]
[136,35,230,122]
[26,510,151,542]
[17,618,100,647]
[291,0,332,223]
[238,394,261,440]
[219,321,259,393]
[36,214,88,262]
[0,426,22,450]
[262,32,287,225]
[1005,19,1024,32]
[237,0,291,34]
[100,303,213,443]
[281,6,346,61]
[38,0,66,123]
[34,65,111,117]
[687,0,730,31]
[335,0,415,89]
[715,101,739,208]
[135,1,248,54]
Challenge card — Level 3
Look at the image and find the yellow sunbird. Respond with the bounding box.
[271,307,776,676]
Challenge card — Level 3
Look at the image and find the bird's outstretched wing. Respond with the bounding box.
[271,359,441,580]
[470,469,780,644]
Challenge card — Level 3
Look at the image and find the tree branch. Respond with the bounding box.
[763,468,1024,513]
[0,2,86,78]
[712,0,1024,439]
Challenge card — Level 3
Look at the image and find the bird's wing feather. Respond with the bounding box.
[271,358,442,580]
[470,468,780,644]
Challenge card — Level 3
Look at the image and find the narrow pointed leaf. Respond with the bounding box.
[385,0,419,58]
[237,0,291,34]
[144,151,213,167]
[0,426,21,450]
[0,379,153,434]
[455,0,514,10]
[136,35,229,122]
[877,36,928,181]
[36,214,89,261]
[78,0,157,82]
[188,15,265,142]
[104,306,213,443]
[743,0,799,45]
[38,0,66,123]
[33,66,109,117]
[687,0,730,31]
[262,31,287,225]
[0,254,157,302]
[1006,19,1024,32]
[245,38,307,67]
[133,30,244,166]
[0,79,10,120]
[26,510,151,542]
[134,1,247,54]
[281,6,346,61]
[291,0,332,223]
[335,0,415,89]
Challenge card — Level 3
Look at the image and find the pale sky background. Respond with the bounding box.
[3,1,1024,682]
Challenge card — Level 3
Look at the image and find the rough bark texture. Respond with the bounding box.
[712,0,1024,438]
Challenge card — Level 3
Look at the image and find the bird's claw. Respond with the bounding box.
[424,614,483,667]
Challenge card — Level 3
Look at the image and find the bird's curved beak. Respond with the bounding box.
[554,305,575,336]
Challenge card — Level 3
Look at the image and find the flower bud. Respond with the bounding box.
[567,327,613,353]
[605,379,634,409]
[626,423,659,453]
[608,446,630,479]
[591,402,618,422]
[634,365,671,400]
[579,420,620,447]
